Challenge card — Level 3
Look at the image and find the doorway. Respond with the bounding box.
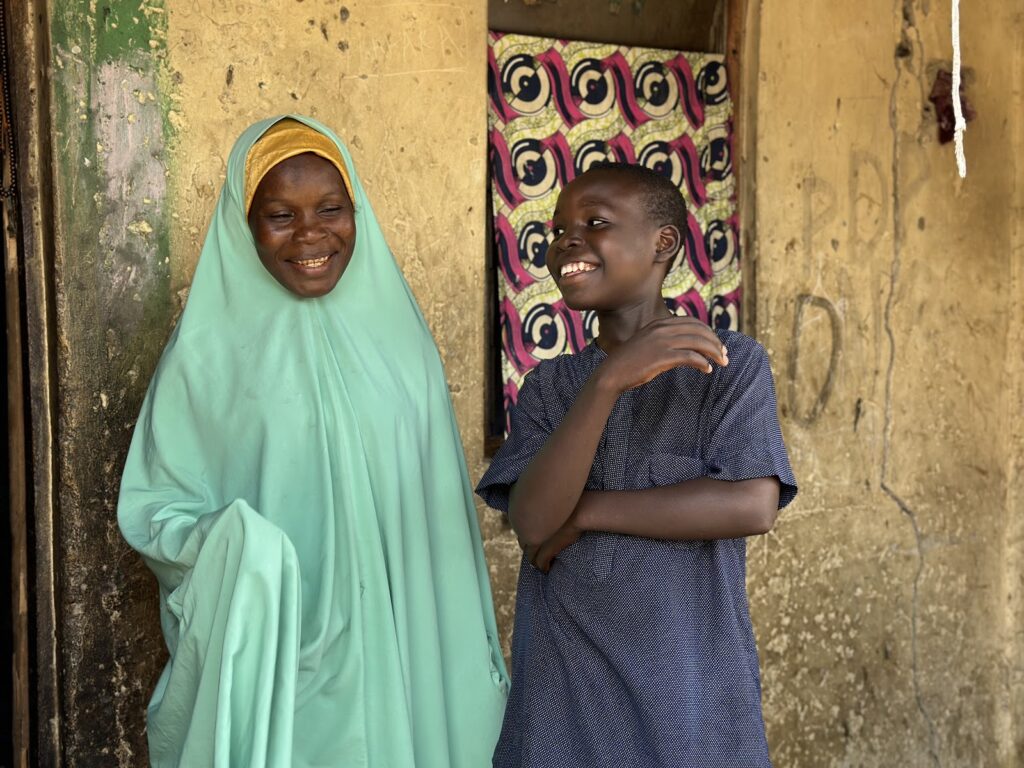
[482,0,756,449]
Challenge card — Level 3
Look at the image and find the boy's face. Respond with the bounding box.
[247,153,357,298]
[546,171,674,312]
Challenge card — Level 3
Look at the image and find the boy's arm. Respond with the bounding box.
[508,373,619,548]
[530,477,780,571]
[576,477,781,538]
[508,317,728,548]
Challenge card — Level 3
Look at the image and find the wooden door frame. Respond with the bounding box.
[726,0,761,337]
[5,0,62,764]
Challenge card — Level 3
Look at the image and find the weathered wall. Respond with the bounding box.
[750,1,1024,766]
[38,0,1023,765]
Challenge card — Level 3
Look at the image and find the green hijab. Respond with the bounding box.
[118,115,508,767]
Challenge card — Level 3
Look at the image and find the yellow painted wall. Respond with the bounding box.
[39,0,1023,763]
[167,1,491,447]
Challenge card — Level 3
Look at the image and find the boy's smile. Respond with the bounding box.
[547,170,674,312]
[557,259,598,282]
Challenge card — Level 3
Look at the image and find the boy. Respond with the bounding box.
[477,163,797,767]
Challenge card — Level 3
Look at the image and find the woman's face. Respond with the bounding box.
[247,152,356,298]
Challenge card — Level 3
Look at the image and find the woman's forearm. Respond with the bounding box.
[573,476,781,541]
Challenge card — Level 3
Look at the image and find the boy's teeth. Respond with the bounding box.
[560,261,595,277]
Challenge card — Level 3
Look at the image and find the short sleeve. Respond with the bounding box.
[476,368,554,513]
[702,337,798,508]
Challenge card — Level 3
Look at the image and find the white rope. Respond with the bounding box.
[951,0,967,177]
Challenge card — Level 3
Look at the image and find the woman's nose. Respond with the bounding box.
[294,215,326,243]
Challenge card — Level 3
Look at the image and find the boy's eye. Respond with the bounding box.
[549,226,565,240]
[587,217,607,227]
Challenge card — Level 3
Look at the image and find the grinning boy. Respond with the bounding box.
[477,163,798,767]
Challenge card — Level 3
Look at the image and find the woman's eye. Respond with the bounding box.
[320,206,343,216]
[268,211,292,222]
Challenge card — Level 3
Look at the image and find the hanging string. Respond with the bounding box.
[951,0,966,177]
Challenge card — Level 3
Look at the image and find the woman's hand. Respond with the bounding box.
[595,316,729,394]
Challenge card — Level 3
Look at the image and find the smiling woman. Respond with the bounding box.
[116,115,508,767]
[247,154,355,297]
[245,120,357,298]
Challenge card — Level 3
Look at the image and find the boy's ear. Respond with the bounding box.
[653,225,682,265]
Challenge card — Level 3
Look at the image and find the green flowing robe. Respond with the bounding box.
[117,115,509,767]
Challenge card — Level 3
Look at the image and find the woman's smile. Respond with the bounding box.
[248,152,357,298]
[287,251,337,273]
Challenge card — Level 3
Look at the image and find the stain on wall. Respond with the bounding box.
[40,0,1023,765]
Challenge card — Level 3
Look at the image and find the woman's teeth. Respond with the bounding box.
[560,261,596,277]
[293,254,332,268]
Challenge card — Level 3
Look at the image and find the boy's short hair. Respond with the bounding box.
[587,161,688,262]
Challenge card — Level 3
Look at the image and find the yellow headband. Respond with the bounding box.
[244,119,354,213]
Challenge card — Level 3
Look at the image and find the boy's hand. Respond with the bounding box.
[522,516,584,573]
[596,316,728,393]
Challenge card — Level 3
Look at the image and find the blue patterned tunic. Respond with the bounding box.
[477,330,797,768]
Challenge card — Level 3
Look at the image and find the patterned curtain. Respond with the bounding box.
[488,32,739,427]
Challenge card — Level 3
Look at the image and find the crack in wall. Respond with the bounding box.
[882,1,941,766]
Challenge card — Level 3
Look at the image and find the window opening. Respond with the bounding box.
[484,3,739,447]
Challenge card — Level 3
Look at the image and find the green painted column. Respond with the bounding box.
[49,1,175,762]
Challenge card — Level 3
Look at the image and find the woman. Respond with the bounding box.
[118,115,508,767]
